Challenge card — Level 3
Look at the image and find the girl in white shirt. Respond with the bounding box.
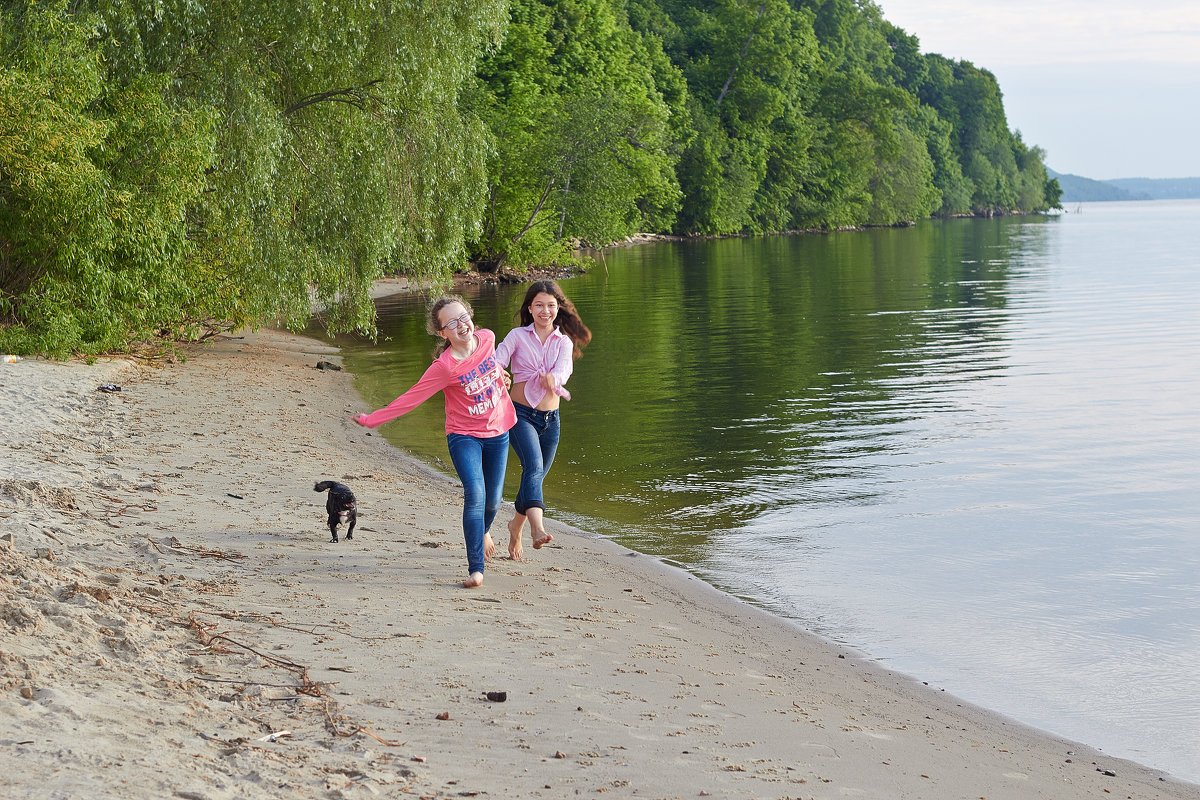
[494,281,592,560]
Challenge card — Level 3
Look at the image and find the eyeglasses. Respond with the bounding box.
[439,312,472,331]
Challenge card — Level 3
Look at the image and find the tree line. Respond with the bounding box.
[0,0,1061,356]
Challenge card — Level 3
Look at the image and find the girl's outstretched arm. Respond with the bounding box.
[355,360,451,428]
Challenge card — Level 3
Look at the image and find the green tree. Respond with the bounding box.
[1012,135,1061,212]
[913,54,1060,214]
[797,0,895,82]
[657,0,818,234]
[865,119,940,224]
[470,0,683,267]
[2,0,506,355]
[791,65,911,228]
[147,0,506,333]
[880,19,926,95]
[907,103,972,215]
[0,2,215,355]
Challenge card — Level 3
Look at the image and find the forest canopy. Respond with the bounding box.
[0,0,1061,356]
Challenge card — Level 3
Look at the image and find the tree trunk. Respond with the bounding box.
[716,3,766,107]
[557,172,571,240]
[511,179,557,247]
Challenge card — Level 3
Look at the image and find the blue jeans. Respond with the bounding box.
[446,431,509,575]
[509,403,560,515]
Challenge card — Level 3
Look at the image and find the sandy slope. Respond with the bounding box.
[1,330,1195,800]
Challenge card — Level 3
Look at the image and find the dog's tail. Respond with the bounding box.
[314,480,335,493]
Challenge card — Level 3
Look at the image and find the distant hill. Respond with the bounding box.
[1049,169,1200,202]
[1049,170,1147,202]
[1106,177,1200,200]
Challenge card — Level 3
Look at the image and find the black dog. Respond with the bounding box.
[314,481,357,542]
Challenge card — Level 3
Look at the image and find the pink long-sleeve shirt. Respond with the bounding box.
[494,324,574,408]
[356,329,516,437]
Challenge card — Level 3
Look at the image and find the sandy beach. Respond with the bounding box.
[2,325,1197,800]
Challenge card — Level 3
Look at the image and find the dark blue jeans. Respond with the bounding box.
[446,431,509,575]
[509,403,560,515]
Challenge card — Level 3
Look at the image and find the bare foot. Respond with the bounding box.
[462,571,484,588]
[528,507,553,550]
[483,532,496,561]
[507,514,525,561]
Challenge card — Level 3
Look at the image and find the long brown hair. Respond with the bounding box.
[518,280,591,359]
[427,294,473,357]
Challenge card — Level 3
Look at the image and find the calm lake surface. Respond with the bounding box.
[327,199,1200,782]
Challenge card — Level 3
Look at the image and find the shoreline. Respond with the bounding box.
[2,329,1197,799]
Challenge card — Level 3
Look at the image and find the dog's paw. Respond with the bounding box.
[329,536,339,543]
[346,532,353,540]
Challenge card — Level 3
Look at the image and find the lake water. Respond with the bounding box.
[330,200,1200,782]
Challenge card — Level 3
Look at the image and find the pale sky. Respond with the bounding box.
[875,1,1200,179]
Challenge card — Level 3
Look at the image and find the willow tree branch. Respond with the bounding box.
[283,80,385,116]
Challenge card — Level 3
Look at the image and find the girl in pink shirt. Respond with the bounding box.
[494,281,591,560]
[355,296,516,588]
